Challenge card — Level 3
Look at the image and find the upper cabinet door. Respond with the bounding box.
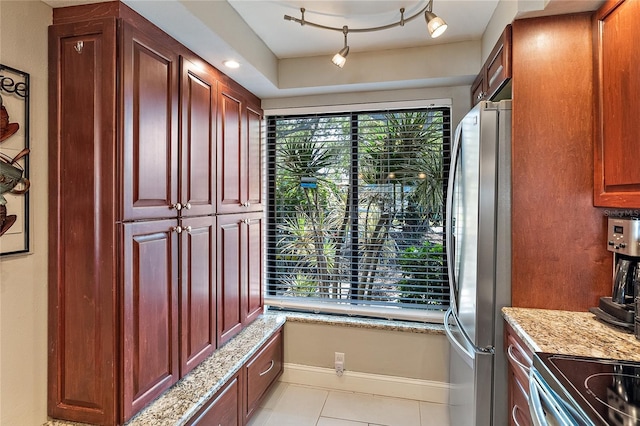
[180,57,217,217]
[594,0,640,207]
[217,84,263,214]
[246,106,263,211]
[217,85,244,214]
[121,22,179,221]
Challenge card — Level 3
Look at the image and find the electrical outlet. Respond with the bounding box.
[335,352,345,376]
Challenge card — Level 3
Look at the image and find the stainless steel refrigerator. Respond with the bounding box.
[444,100,512,426]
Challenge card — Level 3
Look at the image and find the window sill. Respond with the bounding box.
[264,307,445,336]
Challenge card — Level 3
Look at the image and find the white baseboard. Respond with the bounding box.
[280,363,449,404]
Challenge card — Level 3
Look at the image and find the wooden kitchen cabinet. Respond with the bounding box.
[244,329,284,422]
[49,10,188,422]
[504,322,533,426]
[217,212,264,345]
[187,327,283,426]
[187,373,243,426]
[121,19,180,221]
[122,219,180,419]
[180,215,217,376]
[217,83,263,214]
[48,3,262,424]
[471,25,512,106]
[181,56,218,217]
[593,0,640,207]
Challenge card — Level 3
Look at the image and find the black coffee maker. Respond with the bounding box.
[591,217,640,334]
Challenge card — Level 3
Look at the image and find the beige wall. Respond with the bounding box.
[0,1,51,424]
[284,322,449,383]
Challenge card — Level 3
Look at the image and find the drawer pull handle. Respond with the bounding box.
[259,360,275,377]
[507,344,531,375]
[512,405,526,426]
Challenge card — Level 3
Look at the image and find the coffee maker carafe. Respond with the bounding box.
[590,217,640,334]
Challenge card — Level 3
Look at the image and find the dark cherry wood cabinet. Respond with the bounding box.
[504,322,532,426]
[593,0,640,208]
[181,56,218,217]
[48,14,121,426]
[187,373,243,426]
[186,327,283,426]
[217,83,263,214]
[49,3,263,424]
[121,20,180,221]
[180,215,217,376]
[122,219,180,420]
[217,212,264,345]
[244,329,283,422]
[471,25,512,106]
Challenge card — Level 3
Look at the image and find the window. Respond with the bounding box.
[266,106,451,321]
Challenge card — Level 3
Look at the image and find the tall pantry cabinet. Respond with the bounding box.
[47,2,263,425]
[216,83,264,345]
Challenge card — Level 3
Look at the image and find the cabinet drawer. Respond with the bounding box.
[245,329,283,420]
[511,372,532,426]
[187,374,241,426]
[506,333,532,388]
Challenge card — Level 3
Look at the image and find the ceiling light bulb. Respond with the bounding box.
[223,60,240,69]
[425,12,447,38]
[332,46,349,68]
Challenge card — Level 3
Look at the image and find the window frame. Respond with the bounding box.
[264,101,453,324]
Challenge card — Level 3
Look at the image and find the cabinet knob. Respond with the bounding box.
[246,202,250,208]
[476,92,485,101]
[184,226,192,233]
[173,226,183,234]
[172,202,183,211]
[183,202,192,210]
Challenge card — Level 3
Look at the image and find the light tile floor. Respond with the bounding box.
[247,381,450,426]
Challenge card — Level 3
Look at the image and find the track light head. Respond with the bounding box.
[425,11,447,38]
[332,46,350,68]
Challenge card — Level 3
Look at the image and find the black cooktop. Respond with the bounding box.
[536,353,640,426]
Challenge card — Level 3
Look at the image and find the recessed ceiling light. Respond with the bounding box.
[223,60,240,69]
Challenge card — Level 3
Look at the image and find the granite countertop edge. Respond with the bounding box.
[501,306,640,362]
[273,310,445,335]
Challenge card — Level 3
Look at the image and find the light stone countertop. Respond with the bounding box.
[278,310,445,335]
[45,314,286,426]
[502,307,640,362]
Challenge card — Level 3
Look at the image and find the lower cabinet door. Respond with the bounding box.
[180,215,217,376]
[217,214,244,344]
[245,328,283,422]
[187,373,242,426]
[122,220,180,422]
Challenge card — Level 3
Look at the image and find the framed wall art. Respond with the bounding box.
[0,64,30,255]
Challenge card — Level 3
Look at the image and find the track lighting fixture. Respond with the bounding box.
[284,0,447,68]
[331,26,350,68]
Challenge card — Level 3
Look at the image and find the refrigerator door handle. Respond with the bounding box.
[444,307,474,368]
[445,123,463,312]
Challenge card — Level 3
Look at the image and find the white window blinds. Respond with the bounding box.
[266,107,451,321]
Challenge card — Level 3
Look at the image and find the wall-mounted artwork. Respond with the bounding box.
[0,64,30,255]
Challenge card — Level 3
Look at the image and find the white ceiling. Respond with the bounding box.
[42,0,603,100]
[227,0,499,58]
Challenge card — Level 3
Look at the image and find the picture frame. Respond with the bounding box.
[0,64,30,256]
